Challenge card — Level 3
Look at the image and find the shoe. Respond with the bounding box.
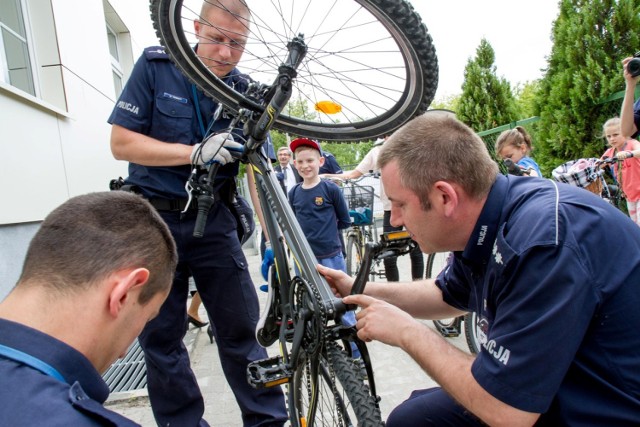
[188,315,208,329]
[206,325,214,344]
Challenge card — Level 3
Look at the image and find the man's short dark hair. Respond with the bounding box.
[18,192,177,304]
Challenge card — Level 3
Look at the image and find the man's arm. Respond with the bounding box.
[321,169,363,181]
[620,57,639,138]
[344,293,541,427]
[110,124,192,166]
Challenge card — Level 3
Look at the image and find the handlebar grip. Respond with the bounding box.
[504,159,523,176]
[193,194,215,238]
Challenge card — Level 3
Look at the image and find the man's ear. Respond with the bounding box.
[318,155,325,167]
[432,181,459,217]
[108,268,150,318]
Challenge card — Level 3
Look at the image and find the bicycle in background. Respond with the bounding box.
[334,174,389,280]
[427,251,480,355]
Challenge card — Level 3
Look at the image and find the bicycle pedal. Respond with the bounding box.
[247,356,291,389]
[439,327,461,337]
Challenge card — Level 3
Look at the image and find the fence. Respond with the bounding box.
[476,87,640,176]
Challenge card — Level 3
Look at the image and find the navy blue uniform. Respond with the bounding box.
[108,47,286,426]
[0,319,138,426]
[318,151,343,174]
[388,175,640,425]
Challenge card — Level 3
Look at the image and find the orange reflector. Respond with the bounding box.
[385,230,411,240]
[314,100,342,114]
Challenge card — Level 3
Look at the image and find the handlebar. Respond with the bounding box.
[503,159,534,176]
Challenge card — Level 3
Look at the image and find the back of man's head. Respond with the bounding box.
[379,111,498,206]
[18,192,177,305]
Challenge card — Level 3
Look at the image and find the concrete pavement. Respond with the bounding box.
[105,247,471,426]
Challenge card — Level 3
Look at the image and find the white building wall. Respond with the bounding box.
[0,0,158,298]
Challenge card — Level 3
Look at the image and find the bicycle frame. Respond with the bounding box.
[193,35,385,426]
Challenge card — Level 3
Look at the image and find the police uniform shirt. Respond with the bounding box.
[0,319,138,426]
[107,46,274,199]
[435,174,640,424]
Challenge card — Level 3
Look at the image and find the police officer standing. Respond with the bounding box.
[107,1,287,426]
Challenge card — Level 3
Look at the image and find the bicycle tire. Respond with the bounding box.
[426,252,461,336]
[150,0,438,142]
[425,251,451,279]
[289,341,382,426]
[345,233,363,276]
[463,312,480,355]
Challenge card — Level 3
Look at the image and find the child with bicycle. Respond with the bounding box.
[601,117,640,225]
[495,126,542,177]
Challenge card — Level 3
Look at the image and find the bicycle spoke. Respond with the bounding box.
[153,0,437,140]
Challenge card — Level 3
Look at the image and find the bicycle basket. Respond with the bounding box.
[342,184,375,225]
[552,158,604,195]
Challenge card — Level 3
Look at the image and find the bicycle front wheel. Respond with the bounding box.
[150,0,438,141]
[290,341,382,427]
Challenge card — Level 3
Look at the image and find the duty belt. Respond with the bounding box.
[148,194,220,212]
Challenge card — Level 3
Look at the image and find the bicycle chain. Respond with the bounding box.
[291,276,327,355]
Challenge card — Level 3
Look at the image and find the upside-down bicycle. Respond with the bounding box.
[150,0,438,425]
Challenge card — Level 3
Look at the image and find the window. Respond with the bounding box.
[0,0,35,95]
[107,23,123,97]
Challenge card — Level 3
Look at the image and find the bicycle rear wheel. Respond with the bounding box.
[427,252,460,336]
[150,0,438,141]
[463,312,480,354]
[290,341,381,426]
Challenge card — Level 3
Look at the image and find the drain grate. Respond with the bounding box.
[102,339,147,392]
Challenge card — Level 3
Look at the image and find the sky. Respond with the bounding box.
[412,0,560,100]
[124,0,561,102]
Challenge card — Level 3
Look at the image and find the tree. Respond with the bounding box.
[514,80,541,119]
[457,38,520,131]
[430,94,460,112]
[534,0,640,174]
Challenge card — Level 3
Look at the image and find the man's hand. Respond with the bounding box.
[316,264,354,297]
[190,132,244,166]
[343,294,418,347]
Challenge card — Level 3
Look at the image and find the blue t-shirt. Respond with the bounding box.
[0,319,138,426]
[107,46,273,199]
[289,179,351,259]
[436,175,640,424]
[517,155,542,177]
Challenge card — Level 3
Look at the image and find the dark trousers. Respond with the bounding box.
[382,210,424,281]
[138,203,287,427]
[387,387,484,426]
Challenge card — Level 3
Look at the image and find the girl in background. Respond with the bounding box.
[601,117,640,226]
[495,126,542,177]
